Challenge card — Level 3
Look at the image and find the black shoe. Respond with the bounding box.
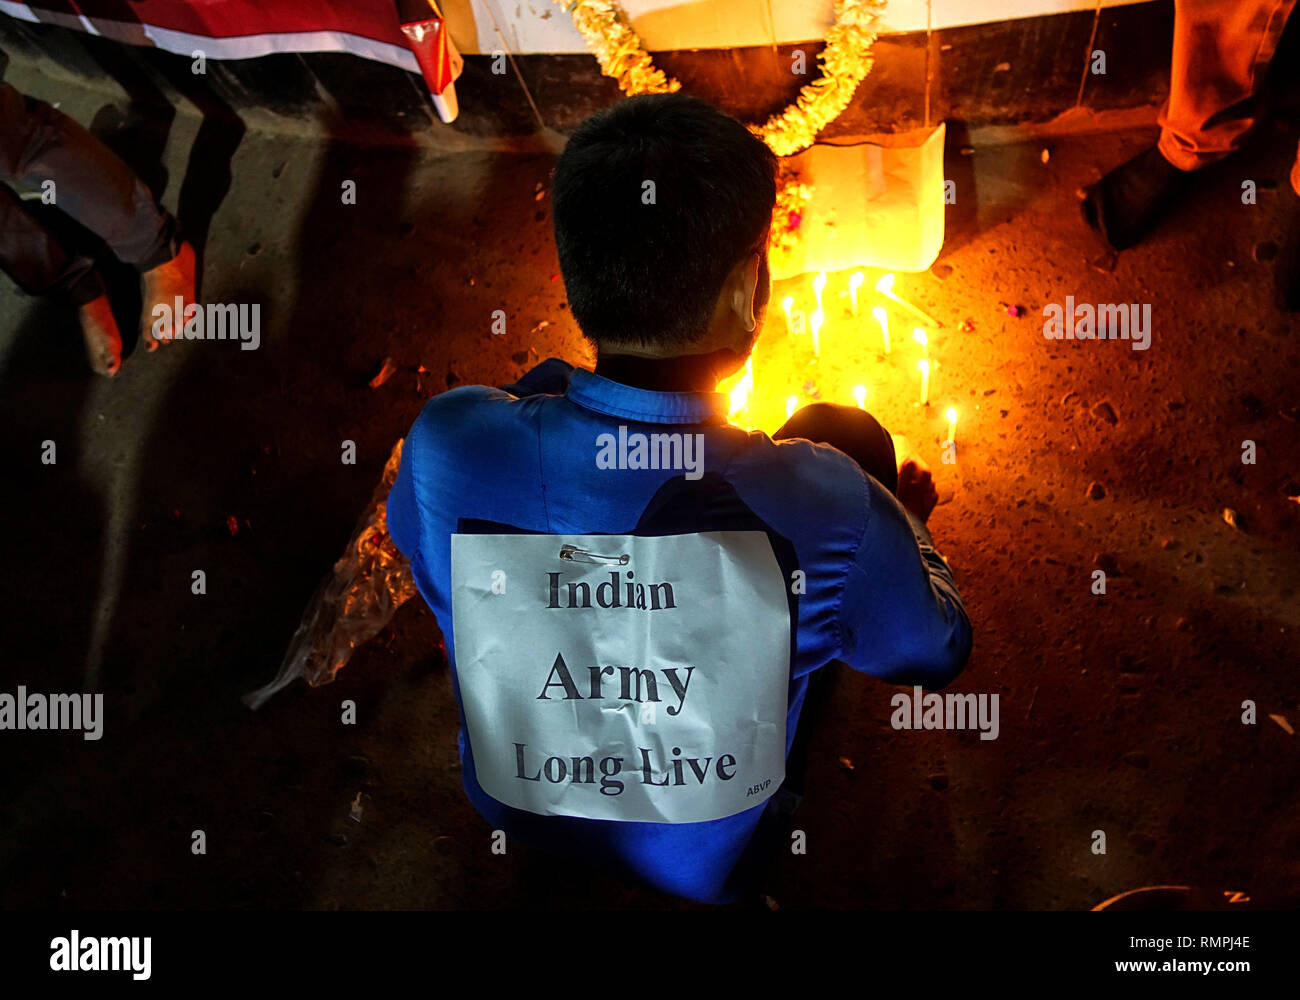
[1081,145,1191,252]
[1275,188,1300,311]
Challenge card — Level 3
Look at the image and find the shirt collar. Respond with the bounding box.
[565,369,729,425]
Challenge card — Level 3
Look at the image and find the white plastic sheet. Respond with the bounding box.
[773,124,947,279]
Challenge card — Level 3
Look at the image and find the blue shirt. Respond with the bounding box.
[388,359,972,903]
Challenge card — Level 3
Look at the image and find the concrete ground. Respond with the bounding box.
[1,51,1297,911]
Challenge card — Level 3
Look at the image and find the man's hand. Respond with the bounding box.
[897,456,938,524]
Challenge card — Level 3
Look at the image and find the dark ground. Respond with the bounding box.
[1,50,1298,911]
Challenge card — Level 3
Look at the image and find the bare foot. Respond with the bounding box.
[79,294,123,376]
[140,240,197,349]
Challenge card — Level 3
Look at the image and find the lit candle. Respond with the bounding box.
[853,384,867,410]
[872,306,890,354]
[876,273,942,328]
[848,272,864,316]
[945,406,958,443]
[813,271,826,314]
[786,395,798,420]
[781,295,794,336]
[810,308,823,358]
[912,327,928,357]
[917,359,930,406]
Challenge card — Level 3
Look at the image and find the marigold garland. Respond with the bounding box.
[553,0,886,156]
[554,0,681,96]
[771,164,812,257]
[750,0,887,156]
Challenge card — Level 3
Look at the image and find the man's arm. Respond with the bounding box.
[835,468,973,688]
[388,427,422,565]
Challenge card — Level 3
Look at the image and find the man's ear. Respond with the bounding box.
[730,252,761,333]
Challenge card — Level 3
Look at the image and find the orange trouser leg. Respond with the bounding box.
[1157,0,1297,186]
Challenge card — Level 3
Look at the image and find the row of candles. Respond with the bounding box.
[771,269,959,444]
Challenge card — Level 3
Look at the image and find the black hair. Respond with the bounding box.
[552,93,778,350]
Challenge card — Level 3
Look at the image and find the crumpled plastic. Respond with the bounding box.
[243,438,416,709]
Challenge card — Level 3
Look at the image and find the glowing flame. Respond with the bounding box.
[810,308,823,357]
[729,358,754,416]
[848,272,865,314]
[786,395,798,419]
[912,328,927,350]
[853,384,867,409]
[875,272,896,294]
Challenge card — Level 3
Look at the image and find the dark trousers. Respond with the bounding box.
[774,402,898,794]
[0,83,178,305]
[729,403,899,899]
[773,401,899,492]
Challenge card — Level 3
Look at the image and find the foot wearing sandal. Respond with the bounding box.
[1081,145,1192,252]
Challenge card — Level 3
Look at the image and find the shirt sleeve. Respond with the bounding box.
[836,471,973,688]
[389,370,568,562]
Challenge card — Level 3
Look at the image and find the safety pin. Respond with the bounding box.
[559,544,629,566]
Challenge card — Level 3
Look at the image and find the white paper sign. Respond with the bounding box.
[450,531,791,824]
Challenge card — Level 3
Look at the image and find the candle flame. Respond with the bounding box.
[813,272,827,294]
[781,295,793,316]
[917,359,929,374]
[729,359,753,416]
[853,385,867,409]
[810,309,824,335]
[786,395,798,419]
[875,273,896,294]
[912,328,927,348]
[945,407,957,423]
